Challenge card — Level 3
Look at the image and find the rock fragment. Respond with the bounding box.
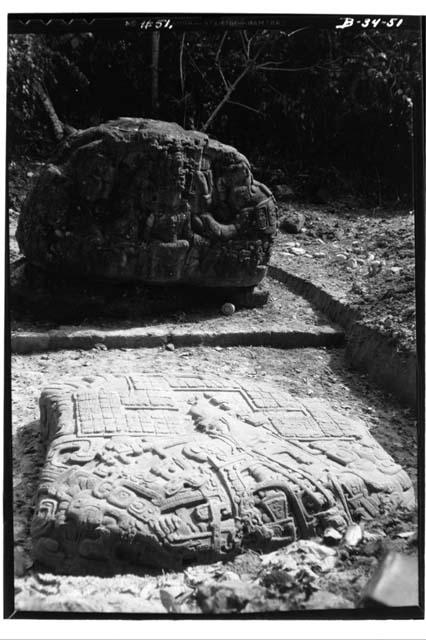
[290,246,306,256]
[361,551,418,608]
[343,523,363,546]
[279,211,305,234]
[323,527,343,545]
[335,253,347,263]
[221,302,236,316]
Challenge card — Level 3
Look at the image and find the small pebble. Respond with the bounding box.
[335,253,347,263]
[368,260,383,274]
[290,246,306,256]
[93,343,107,351]
[323,527,343,545]
[165,343,175,351]
[343,523,363,546]
[221,303,235,316]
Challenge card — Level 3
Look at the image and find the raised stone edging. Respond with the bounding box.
[268,264,417,408]
[11,324,344,354]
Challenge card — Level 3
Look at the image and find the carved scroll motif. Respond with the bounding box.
[31,373,414,573]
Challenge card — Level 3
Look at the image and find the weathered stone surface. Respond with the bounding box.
[279,211,305,234]
[31,372,414,573]
[17,118,277,288]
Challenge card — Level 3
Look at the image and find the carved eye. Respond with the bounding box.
[107,488,133,508]
[92,479,114,499]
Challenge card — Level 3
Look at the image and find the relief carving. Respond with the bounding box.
[16,118,278,288]
[30,373,414,573]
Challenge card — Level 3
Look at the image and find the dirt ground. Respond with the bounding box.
[10,274,333,335]
[12,345,418,614]
[274,203,416,353]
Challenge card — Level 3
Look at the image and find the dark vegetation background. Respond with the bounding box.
[7,27,422,204]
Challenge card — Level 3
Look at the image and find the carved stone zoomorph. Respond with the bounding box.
[16,118,277,288]
[31,373,414,573]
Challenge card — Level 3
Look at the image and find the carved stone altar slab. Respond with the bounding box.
[31,373,414,573]
[17,118,277,288]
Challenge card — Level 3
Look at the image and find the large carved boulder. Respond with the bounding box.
[17,118,277,288]
[31,372,414,573]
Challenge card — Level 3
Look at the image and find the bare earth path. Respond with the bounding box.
[272,204,416,352]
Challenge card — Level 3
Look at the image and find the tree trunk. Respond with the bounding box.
[151,31,160,117]
[35,82,64,141]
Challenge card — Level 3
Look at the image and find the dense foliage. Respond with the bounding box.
[7,27,422,201]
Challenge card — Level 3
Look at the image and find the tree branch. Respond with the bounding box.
[228,99,263,115]
[257,63,318,72]
[201,65,252,132]
[186,50,218,95]
[217,65,229,90]
[215,31,228,63]
[287,27,311,38]
[35,81,64,141]
[215,32,230,89]
[239,30,249,59]
[179,32,186,99]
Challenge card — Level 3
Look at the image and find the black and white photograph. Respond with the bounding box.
[4,8,424,622]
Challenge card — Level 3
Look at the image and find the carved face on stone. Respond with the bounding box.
[17,118,277,287]
[169,149,186,191]
[226,161,251,187]
[75,149,115,202]
[228,185,251,211]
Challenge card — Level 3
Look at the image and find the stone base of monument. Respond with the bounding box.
[31,372,414,575]
[10,260,268,323]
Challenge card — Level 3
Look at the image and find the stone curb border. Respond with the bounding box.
[268,264,417,408]
[11,325,344,355]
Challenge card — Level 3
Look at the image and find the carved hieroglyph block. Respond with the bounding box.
[31,373,414,572]
[17,118,277,288]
